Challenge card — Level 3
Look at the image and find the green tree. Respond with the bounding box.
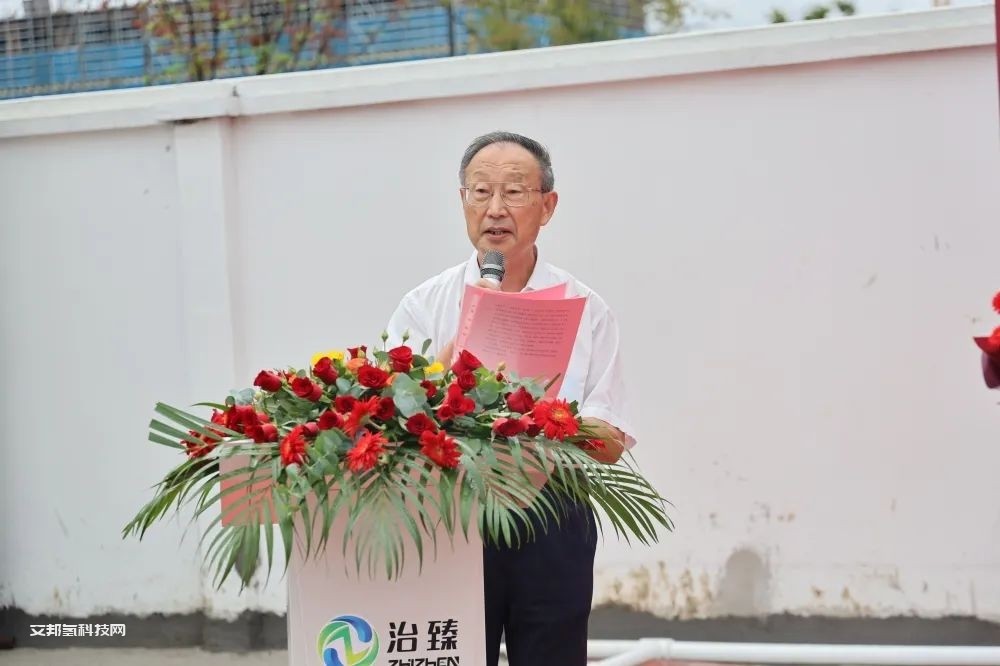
[769,0,856,23]
[135,0,407,82]
[461,0,692,53]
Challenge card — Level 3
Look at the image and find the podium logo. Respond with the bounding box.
[317,614,380,666]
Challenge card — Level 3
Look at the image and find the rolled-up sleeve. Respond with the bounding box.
[578,306,637,450]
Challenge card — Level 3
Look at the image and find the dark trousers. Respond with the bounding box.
[483,494,598,666]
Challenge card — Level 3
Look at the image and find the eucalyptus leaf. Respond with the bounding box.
[229,388,255,405]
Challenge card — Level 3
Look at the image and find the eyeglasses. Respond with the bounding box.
[461,182,546,207]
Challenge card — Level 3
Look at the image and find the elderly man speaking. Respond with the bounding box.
[385,131,635,666]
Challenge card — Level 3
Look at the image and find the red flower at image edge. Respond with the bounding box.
[977,326,1000,356]
[419,430,461,469]
[347,432,387,472]
[531,399,580,440]
[974,325,1000,389]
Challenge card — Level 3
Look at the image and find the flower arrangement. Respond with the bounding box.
[123,334,671,587]
[973,290,1000,389]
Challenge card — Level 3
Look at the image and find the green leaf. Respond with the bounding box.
[470,380,500,408]
[229,388,255,405]
[421,339,432,355]
[388,373,428,418]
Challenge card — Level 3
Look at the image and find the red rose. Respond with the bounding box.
[219,404,258,432]
[279,425,310,466]
[346,431,386,472]
[246,422,278,443]
[526,422,541,437]
[457,371,477,392]
[406,413,438,436]
[451,350,483,375]
[348,345,368,359]
[531,399,579,440]
[419,430,461,469]
[291,377,323,401]
[253,370,283,392]
[313,357,339,384]
[505,386,535,414]
[358,365,390,390]
[438,404,455,421]
[388,346,414,373]
[375,396,395,421]
[492,416,529,438]
[443,383,475,417]
[993,291,1000,315]
[318,410,344,431]
[421,380,438,399]
[335,395,357,413]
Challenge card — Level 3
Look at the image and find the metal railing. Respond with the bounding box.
[581,639,1000,666]
[1,0,646,99]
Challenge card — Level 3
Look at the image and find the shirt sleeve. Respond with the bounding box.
[385,292,435,355]
[577,305,638,450]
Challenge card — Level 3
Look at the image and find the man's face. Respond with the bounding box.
[461,142,558,262]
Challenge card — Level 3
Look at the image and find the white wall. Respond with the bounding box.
[1,5,998,624]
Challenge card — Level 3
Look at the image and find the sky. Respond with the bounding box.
[677,0,988,30]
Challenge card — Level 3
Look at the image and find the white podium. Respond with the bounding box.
[220,457,487,666]
[288,526,485,666]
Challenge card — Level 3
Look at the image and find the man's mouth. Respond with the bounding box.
[485,228,512,237]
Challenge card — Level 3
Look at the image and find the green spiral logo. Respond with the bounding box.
[317,615,380,666]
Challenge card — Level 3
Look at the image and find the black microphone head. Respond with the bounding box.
[481,250,505,284]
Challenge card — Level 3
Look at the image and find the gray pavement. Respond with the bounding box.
[0,649,514,665]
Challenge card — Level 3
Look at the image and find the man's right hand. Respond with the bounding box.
[439,279,501,367]
[437,338,456,369]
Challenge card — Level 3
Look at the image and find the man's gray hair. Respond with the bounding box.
[459,131,555,192]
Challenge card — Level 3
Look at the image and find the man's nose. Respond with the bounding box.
[486,189,508,217]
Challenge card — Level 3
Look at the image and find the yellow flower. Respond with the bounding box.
[424,362,445,376]
[311,349,345,367]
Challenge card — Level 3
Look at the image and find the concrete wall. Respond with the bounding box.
[1,4,999,645]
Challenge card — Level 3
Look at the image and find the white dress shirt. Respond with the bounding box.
[385,249,636,449]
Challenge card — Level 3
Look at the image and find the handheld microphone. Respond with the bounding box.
[480,250,505,287]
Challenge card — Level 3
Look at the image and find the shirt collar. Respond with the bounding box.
[465,247,558,293]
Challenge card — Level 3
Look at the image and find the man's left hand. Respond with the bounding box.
[579,417,626,464]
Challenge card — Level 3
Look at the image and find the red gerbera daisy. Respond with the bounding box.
[531,399,580,440]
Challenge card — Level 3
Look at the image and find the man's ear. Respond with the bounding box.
[540,191,558,227]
